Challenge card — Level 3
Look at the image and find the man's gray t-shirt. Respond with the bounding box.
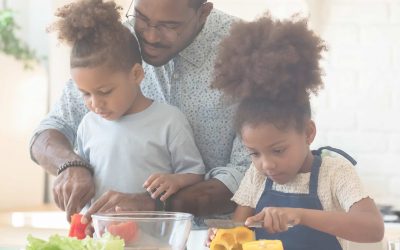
[77,102,205,202]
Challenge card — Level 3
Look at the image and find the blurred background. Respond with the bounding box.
[0,0,399,228]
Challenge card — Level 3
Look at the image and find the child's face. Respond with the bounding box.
[71,64,144,121]
[241,121,316,184]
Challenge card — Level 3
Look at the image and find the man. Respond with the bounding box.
[30,0,250,227]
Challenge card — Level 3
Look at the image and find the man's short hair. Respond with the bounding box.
[189,0,207,9]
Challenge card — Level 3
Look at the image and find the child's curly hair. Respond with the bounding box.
[212,13,327,133]
[48,0,141,71]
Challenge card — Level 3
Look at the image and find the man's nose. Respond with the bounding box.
[142,27,161,44]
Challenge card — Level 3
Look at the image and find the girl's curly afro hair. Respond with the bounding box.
[48,0,141,71]
[212,13,327,132]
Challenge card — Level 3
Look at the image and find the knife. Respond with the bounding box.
[204,219,262,229]
[204,219,294,229]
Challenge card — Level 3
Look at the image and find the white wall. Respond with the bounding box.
[0,0,52,210]
[311,0,400,208]
[0,57,47,210]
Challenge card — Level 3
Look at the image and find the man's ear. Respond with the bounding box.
[198,2,213,24]
[305,120,317,145]
[130,63,144,85]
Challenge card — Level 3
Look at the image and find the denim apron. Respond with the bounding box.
[254,146,357,250]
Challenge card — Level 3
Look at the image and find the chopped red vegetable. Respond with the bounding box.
[107,221,138,243]
[68,213,88,240]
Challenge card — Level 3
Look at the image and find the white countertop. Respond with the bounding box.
[1,209,399,250]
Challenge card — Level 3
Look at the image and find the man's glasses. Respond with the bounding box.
[125,1,198,38]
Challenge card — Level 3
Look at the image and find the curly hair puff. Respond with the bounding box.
[48,0,141,71]
[212,13,327,132]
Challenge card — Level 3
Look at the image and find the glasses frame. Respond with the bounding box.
[125,0,202,38]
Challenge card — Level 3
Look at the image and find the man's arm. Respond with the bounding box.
[167,178,237,216]
[30,80,88,166]
[31,128,95,219]
[81,135,248,220]
[167,135,250,216]
[32,129,82,175]
[30,79,92,221]
[81,177,235,225]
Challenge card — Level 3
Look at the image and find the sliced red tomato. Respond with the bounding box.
[107,221,138,243]
[68,213,88,240]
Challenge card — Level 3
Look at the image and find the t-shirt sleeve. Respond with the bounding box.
[231,163,264,208]
[205,134,251,195]
[168,111,205,175]
[330,157,369,212]
[29,79,88,162]
[76,116,90,163]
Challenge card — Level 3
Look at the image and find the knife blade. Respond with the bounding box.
[204,219,263,229]
[204,219,294,229]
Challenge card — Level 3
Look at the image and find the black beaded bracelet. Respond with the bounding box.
[57,160,94,176]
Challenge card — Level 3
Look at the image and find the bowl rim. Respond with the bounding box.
[91,211,194,221]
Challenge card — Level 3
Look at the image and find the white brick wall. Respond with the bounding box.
[329,2,389,24]
[390,1,400,23]
[214,0,400,207]
[312,0,400,207]
[213,0,308,20]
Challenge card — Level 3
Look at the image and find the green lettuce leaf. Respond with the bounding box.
[26,233,124,250]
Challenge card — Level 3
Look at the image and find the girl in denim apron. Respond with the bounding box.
[207,13,384,250]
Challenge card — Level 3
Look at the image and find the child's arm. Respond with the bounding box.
[233,205,255,221]
[245,197,384,243]
[154,110,205,202]
[298,197,384,242]
[143,173,203,201]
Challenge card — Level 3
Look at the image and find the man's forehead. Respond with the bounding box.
[134,0,192,11]
[134,0,194,21]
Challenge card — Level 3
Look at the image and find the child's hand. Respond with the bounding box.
[205,227,218,247]
[245,207,301,234]
[143,173,180,201]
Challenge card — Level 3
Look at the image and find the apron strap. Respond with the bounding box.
[309,154,322,197]
[266,146,356,196]
[313,146,357,166]
[266,176,274,189]
[265,153,323,196]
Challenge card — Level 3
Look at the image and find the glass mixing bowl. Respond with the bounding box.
[92,211,193,250]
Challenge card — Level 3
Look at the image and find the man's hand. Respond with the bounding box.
[143,173,181,201]
[31,129,95,222]
[82,191,156,225]
[53,167,95,222]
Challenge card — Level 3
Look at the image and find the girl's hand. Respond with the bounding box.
[245,207,301,234]
[205,227,218,247]
[143,173,180,201]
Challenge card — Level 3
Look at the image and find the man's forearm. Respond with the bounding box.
[175,173,203,189]
[31,129,82,175]
[168,178,236,216]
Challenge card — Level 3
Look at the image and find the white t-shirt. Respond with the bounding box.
[76,102,205,202]
[232,154,369,250]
